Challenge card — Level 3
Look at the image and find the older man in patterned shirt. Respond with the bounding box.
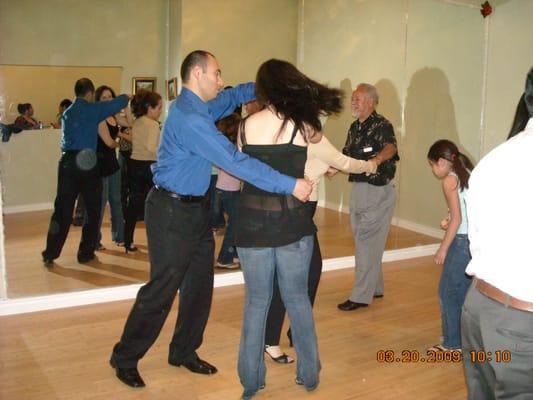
[338,83,400,311]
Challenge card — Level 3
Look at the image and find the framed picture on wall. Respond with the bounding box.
[132,77,157,94]
[166,77,178,100]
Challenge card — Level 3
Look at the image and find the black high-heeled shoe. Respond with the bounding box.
[124,244,138,253]
[264,346,294,364]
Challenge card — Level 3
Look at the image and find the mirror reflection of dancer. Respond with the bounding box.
[109,51,312,388]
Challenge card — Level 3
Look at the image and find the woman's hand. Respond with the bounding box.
[434,246,448,265]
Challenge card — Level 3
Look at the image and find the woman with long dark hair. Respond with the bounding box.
[234,59,342,399]
[426,139,474,353]
[123,89,162,252]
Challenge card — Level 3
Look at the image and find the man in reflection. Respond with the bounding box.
[338,83,399,311]
[109,50,312,388]
[461,67,533,399]
[41,78,129,265]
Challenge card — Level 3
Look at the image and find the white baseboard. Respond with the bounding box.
[320,202,444,239]
[0,244,438,316]
[3,202,54,214]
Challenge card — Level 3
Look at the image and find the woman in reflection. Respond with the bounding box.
[234,59,342,399]
[94,85,133,249]
[14,103,39,130]
[51,99,72,129]
[123,89,162,252]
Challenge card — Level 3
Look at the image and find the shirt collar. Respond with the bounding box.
[355,110,377,128]
[525,117,533,134]
[180,87,209,114]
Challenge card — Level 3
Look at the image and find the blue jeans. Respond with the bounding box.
[216,189,240,264]
[237,235,320,399]
[98,168,124,244]
[439,234,472,349]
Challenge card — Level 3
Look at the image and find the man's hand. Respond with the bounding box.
[440,217,450,231]
[366,159,378,176]
[434,246,447,265]
[325,167,339,178]
[292,177,313,202]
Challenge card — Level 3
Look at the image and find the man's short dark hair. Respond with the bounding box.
[180,50,215,83]
[74,78,95,97]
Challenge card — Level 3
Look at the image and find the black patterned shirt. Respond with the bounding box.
[342,111,399,186]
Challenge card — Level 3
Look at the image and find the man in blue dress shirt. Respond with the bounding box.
[110,50,312,388]
[42,78,129,265]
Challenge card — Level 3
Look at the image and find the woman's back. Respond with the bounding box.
[235,109,315,248]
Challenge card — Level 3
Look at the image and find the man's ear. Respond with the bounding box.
[191,65,202,81]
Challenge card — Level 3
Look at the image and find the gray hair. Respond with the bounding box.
[356,83,379,105]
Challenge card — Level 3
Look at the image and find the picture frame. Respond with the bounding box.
[132,77,157,94]
[166,77,178,100]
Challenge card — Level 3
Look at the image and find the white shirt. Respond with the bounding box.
[466,117,533,302]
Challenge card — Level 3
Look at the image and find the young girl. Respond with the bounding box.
[427,139,474,352]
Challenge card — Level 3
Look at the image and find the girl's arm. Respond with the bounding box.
[434,175,461,264]
[115,106,134,128]
[98,121,118,149]
[118,127,133,142]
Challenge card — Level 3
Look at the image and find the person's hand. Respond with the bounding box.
[434,246,447,265]
[366,159,378,176]
[325,167,339,178]
[440,217,450,230]
[292,177,312,202]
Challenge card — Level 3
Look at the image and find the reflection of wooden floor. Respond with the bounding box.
[0,256,466,399]
[4,207,439,298]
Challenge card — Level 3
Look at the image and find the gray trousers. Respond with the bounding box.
[349,182,396,304]
[462,283,533,400]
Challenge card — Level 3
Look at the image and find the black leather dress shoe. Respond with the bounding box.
[337,300,369,311]
[169,356,218,375]
[78,254,96,264]
[41,252,54,267]
[374,294,384,298]
[110,358,145,388]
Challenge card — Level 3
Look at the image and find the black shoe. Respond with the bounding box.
[374,294,384,298]
[41,251,54,267]
[77,254,96,263]
[169,356,218,375]
[265,346,294,364]
[109,358,145,388]
[287,330,293,347]
[124,244,138,253]
[337,299,368,311]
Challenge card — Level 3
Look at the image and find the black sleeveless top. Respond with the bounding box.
[234,119,316,248]
[97,120,120,177]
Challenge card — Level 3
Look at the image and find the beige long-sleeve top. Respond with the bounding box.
[131,116,160,161]
[306,136,376,201]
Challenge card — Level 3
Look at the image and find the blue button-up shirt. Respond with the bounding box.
[152,84,296,196]
[60,95,129,151]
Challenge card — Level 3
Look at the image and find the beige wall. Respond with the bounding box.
[0,65,122,126]
[0,0,168,97]
[300,0,533,229]
[181,0,298,86]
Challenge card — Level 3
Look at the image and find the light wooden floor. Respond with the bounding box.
[0,256,466,400]
[3,207,439,298]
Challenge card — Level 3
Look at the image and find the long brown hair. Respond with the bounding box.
[427,139,474,190]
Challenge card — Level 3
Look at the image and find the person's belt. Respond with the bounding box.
[155,185,205,203]
[475,278,533,312]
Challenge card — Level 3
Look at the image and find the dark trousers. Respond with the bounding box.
[112,187,215,368]
[265,202,320,346]
[43,151,102,260]
[216,189,240,264]
[208,174,225,229]
[124,158,154,247]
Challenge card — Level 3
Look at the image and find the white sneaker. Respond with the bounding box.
[216,261,240,269]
